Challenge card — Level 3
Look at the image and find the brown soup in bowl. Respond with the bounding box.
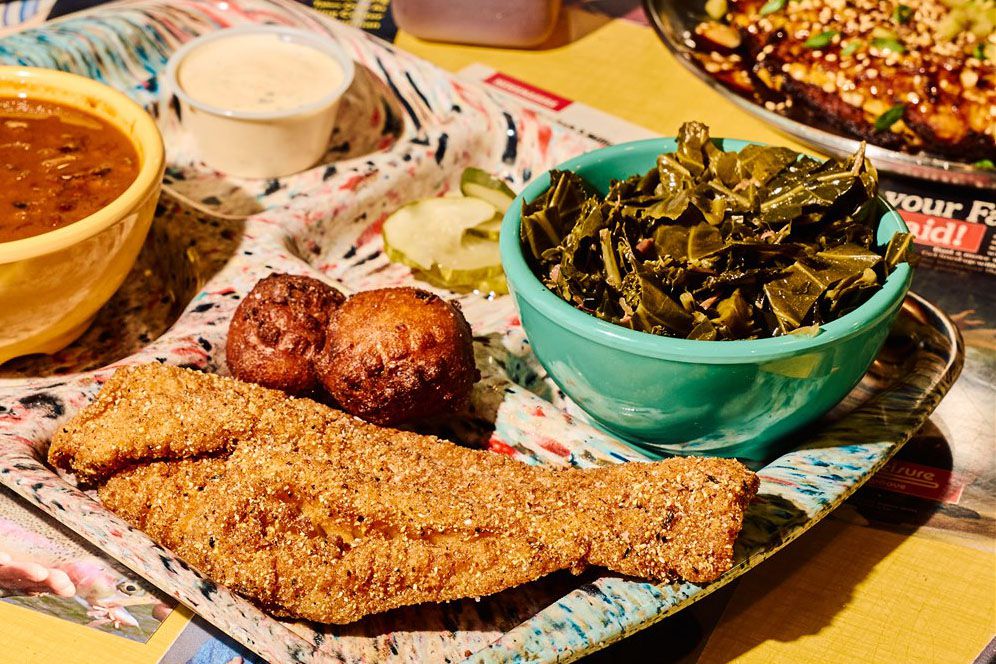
[0,97,140,243]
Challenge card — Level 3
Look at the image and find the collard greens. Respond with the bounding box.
[521,122,914,340]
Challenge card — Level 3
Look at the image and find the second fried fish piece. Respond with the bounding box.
[51,364,758,624]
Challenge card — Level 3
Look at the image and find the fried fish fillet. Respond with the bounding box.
[50,364,758,624]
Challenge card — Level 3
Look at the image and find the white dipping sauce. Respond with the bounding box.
[177,33,345,113]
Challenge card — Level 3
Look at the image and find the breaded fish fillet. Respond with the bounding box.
[50,364,758,624]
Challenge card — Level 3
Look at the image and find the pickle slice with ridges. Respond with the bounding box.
[382,196,507,293]
[460,167,516,214]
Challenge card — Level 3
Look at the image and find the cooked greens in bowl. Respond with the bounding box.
[501,124,913,458]
[520,122,914,341]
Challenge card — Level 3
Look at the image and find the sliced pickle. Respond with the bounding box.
[466,216,502,240]
[382,196,507,293]
[460,167,516,214]
[410,260,507,294]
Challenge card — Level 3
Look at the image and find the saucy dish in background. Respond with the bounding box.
[691,0,995,163]
[0,97,139,243]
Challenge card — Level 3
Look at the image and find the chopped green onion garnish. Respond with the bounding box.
[893,4,913,23]
[874,103,906,131]
[758,0,786,16]
[841,40,863,56]
[872,37,906,53]
[804,30,838,48]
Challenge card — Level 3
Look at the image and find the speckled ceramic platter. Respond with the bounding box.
[0,2,964,663]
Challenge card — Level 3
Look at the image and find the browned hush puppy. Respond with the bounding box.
[315,287,479,426]
[226,274,345,395]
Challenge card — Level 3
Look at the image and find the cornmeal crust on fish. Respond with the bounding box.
[50,364,758,624]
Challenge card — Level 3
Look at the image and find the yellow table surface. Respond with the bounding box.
[395,10,808,150]
[2,8,993,664]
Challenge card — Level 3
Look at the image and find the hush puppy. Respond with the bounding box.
[226,273,345,394]
[315,287,479,425]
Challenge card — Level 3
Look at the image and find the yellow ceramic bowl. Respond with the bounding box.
[0,67,164,365]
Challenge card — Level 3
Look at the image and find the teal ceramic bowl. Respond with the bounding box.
[500,138,912,460]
